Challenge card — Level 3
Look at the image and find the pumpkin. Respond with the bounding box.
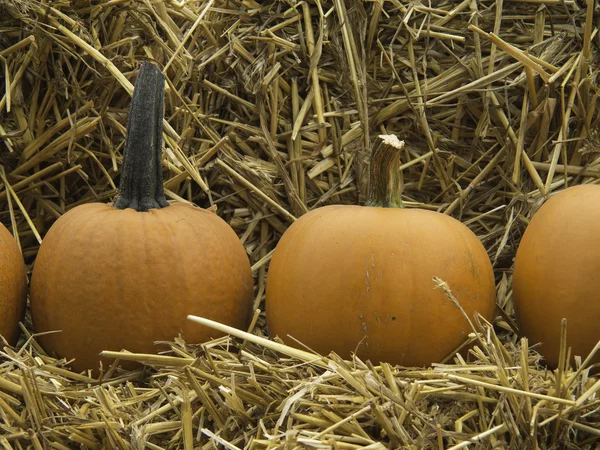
[266,135,496,367]
[513,184,600,368]
[0,223,26,346]
[30,62,253,373]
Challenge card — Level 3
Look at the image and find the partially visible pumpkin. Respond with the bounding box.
[513,184,600,369]
[30,62,253,374]
[266,135,496,367]
[0,223,26,346]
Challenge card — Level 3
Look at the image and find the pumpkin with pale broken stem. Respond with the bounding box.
[30,62,253,374]
[266,135,496,367]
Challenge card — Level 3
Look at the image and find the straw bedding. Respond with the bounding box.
[0,0,599,448]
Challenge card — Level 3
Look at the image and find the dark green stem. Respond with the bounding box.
[114,62,169,212]
[366,134,405,208]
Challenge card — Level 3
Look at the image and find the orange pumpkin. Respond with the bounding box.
[513,184,600,369]
[0,223,26,346]
[266,135,496,367]
[30,62,253,373]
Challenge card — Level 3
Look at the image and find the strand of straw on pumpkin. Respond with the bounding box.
[186,316,329,369]
[98,352,193,367]
[99,317,328,369]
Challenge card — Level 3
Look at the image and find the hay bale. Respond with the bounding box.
[0,0,598,448]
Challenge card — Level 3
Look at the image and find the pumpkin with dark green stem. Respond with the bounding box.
[30,62,253,374]
[266,135,496,367]
[0,223,27,346]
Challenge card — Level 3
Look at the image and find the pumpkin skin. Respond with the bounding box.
[30,202,252,373]
[513,184,600,368]
[0,223,27,346]
[30,62,253,373]
[266,136,496,367]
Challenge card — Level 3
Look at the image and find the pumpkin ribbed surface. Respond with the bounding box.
[31,202,253,373]
[266,204,496,367]
[0,223,27,346]
[513,184,600,368]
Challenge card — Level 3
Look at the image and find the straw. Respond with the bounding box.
[0,0,598,447]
